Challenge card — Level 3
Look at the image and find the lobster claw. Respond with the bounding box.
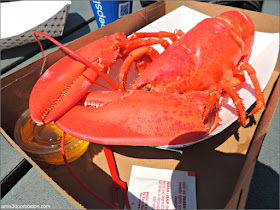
[29,34,123,125]
[55,90,220,146]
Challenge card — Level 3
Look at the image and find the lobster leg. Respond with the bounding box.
[129,31,176,39]
[128,30,184,42]
[203,69,247,127]
[203,60,265,126]
[239,63,265,115]
[202,84,222,121]
[221,81,247,127]
[113,38,170,54]
[119,46,159,91]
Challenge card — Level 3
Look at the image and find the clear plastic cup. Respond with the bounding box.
[14,109,90,165]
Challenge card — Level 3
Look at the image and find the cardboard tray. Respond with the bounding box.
[1,1,279,209]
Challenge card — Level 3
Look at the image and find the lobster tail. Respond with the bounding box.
[216,11,255,59]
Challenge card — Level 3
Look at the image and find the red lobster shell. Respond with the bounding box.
[29,11,265,146]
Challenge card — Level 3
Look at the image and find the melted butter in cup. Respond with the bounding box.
[14,109,89,165]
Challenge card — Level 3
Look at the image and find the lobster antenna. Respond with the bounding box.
[61,133,118,209]
[94,81,115,91]
[33,31,120,91]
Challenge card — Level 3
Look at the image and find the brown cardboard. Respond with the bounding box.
[1,1,279,209]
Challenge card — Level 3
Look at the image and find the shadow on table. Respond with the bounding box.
[1,41,49,75]
[246,161,279,209]
[63,12,93,38]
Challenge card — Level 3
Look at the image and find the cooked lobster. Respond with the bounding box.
[29,10,265,146]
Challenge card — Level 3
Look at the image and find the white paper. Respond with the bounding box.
[137,6,279,149]
[127,165,197,209]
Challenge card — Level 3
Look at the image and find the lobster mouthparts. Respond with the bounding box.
[55,90,219,146]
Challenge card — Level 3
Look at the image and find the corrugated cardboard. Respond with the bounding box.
[1,1,279,209]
